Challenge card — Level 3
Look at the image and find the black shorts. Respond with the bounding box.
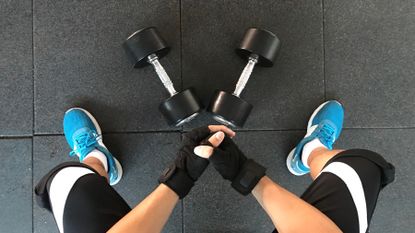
[35,149,394,233]
[274,149,394,233]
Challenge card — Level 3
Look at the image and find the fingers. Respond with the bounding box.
[208,125,236,138]
[188,125,233,159]
[194,131,225,159]
[182,126,211,144]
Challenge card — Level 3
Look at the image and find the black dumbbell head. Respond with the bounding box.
[159,88,203,127]
[123,27,170,68]
[236,28,281,67]
[207,90,253,128]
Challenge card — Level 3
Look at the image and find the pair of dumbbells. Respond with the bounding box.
[123,27,280,127]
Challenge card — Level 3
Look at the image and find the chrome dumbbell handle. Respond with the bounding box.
[232,54,259,97]
[147,54,177,96]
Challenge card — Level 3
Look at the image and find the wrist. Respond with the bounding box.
[231,159,266,196]
[252,176,268,196]
[159,183,180,200]
[158,164,194,199]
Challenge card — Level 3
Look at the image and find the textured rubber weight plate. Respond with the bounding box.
[207,90,253,127]
[159,88,203,126]
[236,28,280,67]
[123,27,170,68]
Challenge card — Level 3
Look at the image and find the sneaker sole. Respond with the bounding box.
[66,107,123,185]
[110,157,123,185]
[286,100,340,176]
[285,102,329,176]
[286,148,308,176]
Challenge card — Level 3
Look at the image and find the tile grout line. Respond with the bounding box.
[11,126,412,138]
[31,0,35,231]
[0,135,34,139]
[31,129,183,137]
[3,125,415,139]
[31,134,34,233]
[322,0,326,101]
[180,131,185,233]
[179,0,184,135]
[179,0,185,230]
[179,0,183,93]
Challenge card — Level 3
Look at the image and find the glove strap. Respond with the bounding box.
[158,164,194,199]
[231,159,266,195]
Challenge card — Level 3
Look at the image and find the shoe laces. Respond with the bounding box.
[69,130,102,161]
[316,123,335,147]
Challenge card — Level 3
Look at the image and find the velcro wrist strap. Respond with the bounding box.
[231,159,266,196]
[159,166,194,199]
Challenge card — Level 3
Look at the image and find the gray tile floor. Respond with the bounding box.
[0,0,414,232]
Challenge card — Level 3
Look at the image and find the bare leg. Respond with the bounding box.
[83,157,109,181]
[307,148,344,180]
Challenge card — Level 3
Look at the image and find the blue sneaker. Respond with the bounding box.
[286,100,344,176]
[63,108,123,185]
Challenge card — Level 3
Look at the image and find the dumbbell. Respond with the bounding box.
[207,28,281,127]
[123,27,203,126]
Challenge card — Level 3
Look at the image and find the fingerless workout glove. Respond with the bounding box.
[210,136,266,195]
[159,126,211,199]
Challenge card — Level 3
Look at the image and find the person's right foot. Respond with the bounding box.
[63,108,123,185]
[286,100,344,176]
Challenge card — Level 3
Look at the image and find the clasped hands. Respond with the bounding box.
[159,125,266,199]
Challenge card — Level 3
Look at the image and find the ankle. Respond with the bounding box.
[84,149,108,171]
[301,139,327,168]
[83,156,108,179]
[307,147,330,166]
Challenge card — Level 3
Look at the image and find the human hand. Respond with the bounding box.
[178,125,235,180]
[159,125,235,199]
[194,136,266,196]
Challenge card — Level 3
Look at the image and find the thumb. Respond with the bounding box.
[193,145,212,159]
[193,131,225,159]
[208,131,225,147]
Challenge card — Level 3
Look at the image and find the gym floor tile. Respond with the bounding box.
[324,0,415,128]
[0,139,32,233]
[33,133,182,233]
[184,131,310,233]
[336,129,415,233]
[0,0,33,136]
[33,0,182,134]
[181,0,325,130]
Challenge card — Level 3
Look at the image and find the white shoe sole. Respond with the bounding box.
[286,148,306,176]
[66,107,123,185]
[111,157,123,185]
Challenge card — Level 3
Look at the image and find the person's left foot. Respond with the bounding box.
[63,108,123,185]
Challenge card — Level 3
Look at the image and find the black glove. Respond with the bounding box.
[159,126,211,199]
[210,136,266,195]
